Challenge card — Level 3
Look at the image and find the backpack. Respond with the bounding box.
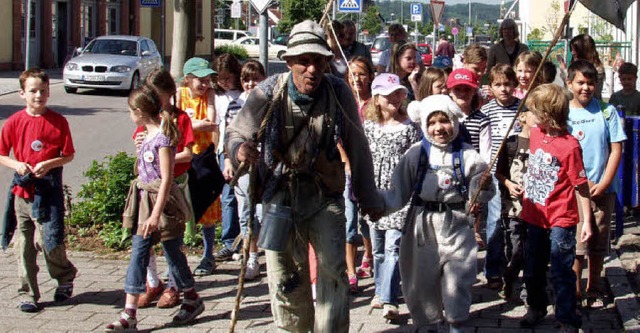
[403,136,468,233]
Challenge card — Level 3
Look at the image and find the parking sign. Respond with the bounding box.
[411,4,422,15]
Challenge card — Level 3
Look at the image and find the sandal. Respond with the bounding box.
[157,287,180,308]
[105,311,137,332]
[172,296,204,325]
[54,283,74,303]
[584,290,605,309]
[137,281,164,308]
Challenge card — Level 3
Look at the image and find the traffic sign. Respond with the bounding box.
[411,15,422,22]
[249,0,272,14]
[411,4,422,15]
[140,0,161,7]
[338,0,362,13]
[430,0,445,26]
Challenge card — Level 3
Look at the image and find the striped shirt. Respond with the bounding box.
[460,109,492,163]
[481,98,521,172]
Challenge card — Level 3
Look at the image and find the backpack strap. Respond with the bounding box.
[410,136,431,206]
[451,137,468,200]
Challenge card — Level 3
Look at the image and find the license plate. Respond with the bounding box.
[83,75,105,82]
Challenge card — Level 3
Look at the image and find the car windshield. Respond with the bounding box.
[84,40,138,56]
[417,45,431,54]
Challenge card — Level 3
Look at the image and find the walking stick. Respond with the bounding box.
[467,1,577,213]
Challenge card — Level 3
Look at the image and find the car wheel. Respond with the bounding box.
[64,86,77,94]
[130,72,141,91]
[277,51,285,60]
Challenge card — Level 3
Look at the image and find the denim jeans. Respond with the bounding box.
[344,182,359,244]
[218,153,239,250]
[235,173,260,236]
[371,228,402,305]
[125,235,195,294]
[484,176,505,279]
[524,224,581,328]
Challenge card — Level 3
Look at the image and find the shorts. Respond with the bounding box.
[575,192,614,256]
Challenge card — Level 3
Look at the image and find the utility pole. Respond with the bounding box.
[24,0,32,70]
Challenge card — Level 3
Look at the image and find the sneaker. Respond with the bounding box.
[348,275,359,294]
[232,253,243,261]
[105,311,137,332]
[382,303,399,321]
[244,260,260,280]
[18,300,39,313]
[137,281,164,308]
[54,283,74,303]
[559,323,579,333]
[370,295,383,309]
[157,287,180,308]
[519,308,547,327]
[172,296,204,325]
[193,257,216,276]
[356,258,373,278]
[215,247,235,262]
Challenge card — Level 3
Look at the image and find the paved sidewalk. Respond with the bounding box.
[0,247,628,333]
[0,70,63,96]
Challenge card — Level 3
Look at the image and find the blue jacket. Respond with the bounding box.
[2,167,65,252]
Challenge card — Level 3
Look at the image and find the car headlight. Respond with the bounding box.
[111,65,132,73]
[66,62,79,71]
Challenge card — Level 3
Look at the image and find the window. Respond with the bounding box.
[107,5,120,35]
[196,0,203,38]
[140,40,150,54]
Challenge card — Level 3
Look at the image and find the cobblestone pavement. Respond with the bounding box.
[0,247,630,333]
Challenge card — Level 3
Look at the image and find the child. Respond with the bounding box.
[408,67,448,125]
[567,60,626,309]
[175,57,220,276]
[213,53,244,263]
[106,87,203,331]
[513,51,543,99]
[345,56,376,288]
[480,63,521,289]
[570,34,605,100]
[364,73,422,320]
[0,68,77,312]
[461,44,490,105]
[388,41,421,101]
[519,83,592,332]
[133,68,195,309]
[609,62,640,117]
[235,60,266,280]
[379,94,494,332]
[494,108,534,300]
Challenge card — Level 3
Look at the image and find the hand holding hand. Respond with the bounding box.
[222,158,235,181]
[506,180,524,197]
[15,162,31,176]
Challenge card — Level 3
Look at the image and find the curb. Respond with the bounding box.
[606,251,640,332]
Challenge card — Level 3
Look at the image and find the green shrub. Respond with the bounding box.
[214,45,249,60]
[68,152,136,229]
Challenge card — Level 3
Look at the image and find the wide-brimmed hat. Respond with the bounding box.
[282,20,334,60]
[447,68,478,89]
[371,73,408,96]
[181,57,217,81]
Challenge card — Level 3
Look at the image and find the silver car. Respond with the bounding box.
[63,35,163,93]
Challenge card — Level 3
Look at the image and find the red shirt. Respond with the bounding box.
[0,108,75,199]
[132,108,194,177]
[521,127,588,229]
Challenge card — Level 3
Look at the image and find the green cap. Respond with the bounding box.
[181,57,217,80]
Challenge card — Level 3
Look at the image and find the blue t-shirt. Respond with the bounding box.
[568,98,627,192]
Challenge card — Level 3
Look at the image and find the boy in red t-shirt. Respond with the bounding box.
[0,68,77,312]
[519,84,592,332]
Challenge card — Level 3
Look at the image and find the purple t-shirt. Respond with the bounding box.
[137,131,174,183]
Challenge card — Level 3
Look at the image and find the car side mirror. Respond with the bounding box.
[76,47,84,54]
[142,50,151,56]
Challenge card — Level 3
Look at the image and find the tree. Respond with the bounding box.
[528,28,545,41]
[361,6,382,37]
[277,0,325,34]
[170,1,196,79]
[542,0,562,38]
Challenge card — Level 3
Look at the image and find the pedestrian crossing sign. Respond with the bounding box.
[337,0,362,13]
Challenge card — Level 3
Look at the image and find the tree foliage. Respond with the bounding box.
[528,28,545,41]
[361,6,382,37]
[277,0,325,34]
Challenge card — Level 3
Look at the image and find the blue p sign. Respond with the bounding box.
[411,4,422,15]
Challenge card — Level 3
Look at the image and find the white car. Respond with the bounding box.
[235,36,287,60]
[63,35,163,93]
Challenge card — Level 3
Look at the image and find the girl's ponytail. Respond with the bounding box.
[160,109,180,146]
